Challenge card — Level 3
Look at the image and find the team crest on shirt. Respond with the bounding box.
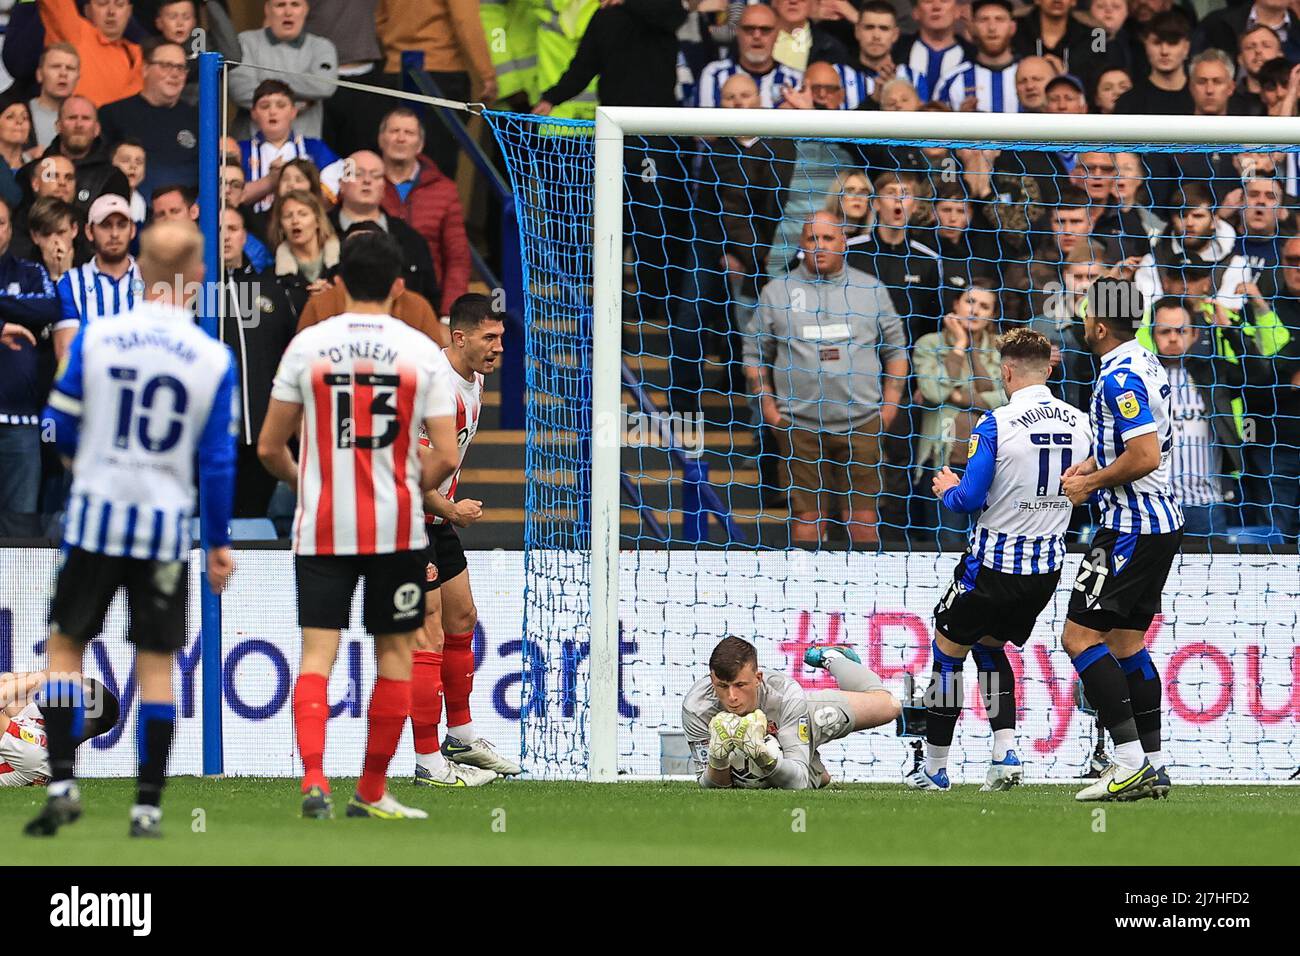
[426,561,438,584]
[1116,390,1141,420]
[967,434,980,458]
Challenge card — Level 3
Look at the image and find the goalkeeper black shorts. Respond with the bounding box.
[423,521,468,593]
[933,553,1060,647]
[1066,527,1183,633]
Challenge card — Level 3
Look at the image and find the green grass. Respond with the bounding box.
[2,779,1296,865]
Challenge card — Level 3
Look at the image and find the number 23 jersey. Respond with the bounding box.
[272,312,451,556]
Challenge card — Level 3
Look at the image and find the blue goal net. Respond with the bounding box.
[487,109,1300,783]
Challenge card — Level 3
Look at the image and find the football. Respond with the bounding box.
[728,734,783,789]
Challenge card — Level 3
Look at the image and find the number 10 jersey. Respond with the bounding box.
[272,312,451,556]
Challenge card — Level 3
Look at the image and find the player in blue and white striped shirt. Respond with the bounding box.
[906,329,1090,793]
[1060,278,1184,803]
[933,0,1020,113]
[26,222,238,840]
[51,194,141,359]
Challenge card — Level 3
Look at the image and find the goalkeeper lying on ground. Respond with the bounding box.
[682,637,900,789]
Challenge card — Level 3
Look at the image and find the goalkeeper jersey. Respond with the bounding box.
[681,671,819,790]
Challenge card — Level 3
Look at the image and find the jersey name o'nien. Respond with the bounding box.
[271,312,450,556]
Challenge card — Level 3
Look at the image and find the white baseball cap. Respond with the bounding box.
[88,193,132,225]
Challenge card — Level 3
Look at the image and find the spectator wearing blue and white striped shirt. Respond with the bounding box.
[934,0,1020,113]
[1148,297,1246,538]
[890,0,974,103]
[52,192,140,358]
[695,3,804,108]
[848,1,933,102]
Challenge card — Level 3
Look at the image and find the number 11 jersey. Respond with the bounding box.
[272,312,451,556]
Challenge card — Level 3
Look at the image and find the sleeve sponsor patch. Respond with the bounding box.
[1116,390,1141,420]
[967,434,980,458]
[798,717,810,744]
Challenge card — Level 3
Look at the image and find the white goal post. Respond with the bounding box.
[587,108,1300,782]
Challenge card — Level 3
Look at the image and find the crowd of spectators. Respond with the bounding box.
[0,0,1297,548]
[0,0,474,538]
[520,0,1299,545]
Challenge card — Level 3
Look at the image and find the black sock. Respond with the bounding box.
[1118,648,1162,756]
[925,640,965,749]
[136,701,176,808]
[1071,645,1139,746]
[39,679,84,785]
[972,643,1015,733]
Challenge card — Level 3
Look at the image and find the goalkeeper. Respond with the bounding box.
[682,636,900,789]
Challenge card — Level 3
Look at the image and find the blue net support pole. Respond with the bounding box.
[197,50,224,776]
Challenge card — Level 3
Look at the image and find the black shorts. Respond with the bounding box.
[295,550,425,635]
[49,547,189,652]
[1066,526,1183,632]
[423,521,468,593]
[934,552,1060,647]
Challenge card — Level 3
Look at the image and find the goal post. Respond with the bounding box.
[492,105,1300,783]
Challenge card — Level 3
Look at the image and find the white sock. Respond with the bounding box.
[926,745,949,776]
[1114,740,1146,770]
[447,723,477,743]
[47,779,74,798]
[1145,749,1165,769]
[417,751,449,774]
[992,729,1016,761]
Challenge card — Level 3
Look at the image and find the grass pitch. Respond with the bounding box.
[2,779,1296,866]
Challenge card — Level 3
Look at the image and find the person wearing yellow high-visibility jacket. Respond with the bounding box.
[532,0,599,121]
[481,0,540,110]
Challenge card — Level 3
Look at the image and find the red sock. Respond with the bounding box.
[442,631,475,728]
[293,673,329,794]
[411,650,444,754]
[357,677,410,803]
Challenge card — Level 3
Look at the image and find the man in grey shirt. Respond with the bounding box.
[683,636,900,790]
[228,0,338,140]
[744,211,908,547]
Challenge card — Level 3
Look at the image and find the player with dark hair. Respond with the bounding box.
[682,636,900,790]
[409,292,516,786]
[259,230,451,819]
[1060,278,1182,802]
[1,673,120,787]
[909,328,1091,791]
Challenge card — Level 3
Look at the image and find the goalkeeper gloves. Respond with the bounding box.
[707,712,744,770]
[738,709,779,776]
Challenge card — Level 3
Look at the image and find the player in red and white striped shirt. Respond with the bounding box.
[259,232,456,820]
[409,293,520,786]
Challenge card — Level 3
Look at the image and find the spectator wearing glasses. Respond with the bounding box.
[1071,150,1151,259]
[695,3,803,108]
[1147,296,1244,537]
[37,0,143,107]
[1236,234,1300,534]
[100,39,200,202]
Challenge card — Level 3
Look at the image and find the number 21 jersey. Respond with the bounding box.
[272,312,451,556]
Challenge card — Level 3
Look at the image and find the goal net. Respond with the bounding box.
[487,108,1300,784]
